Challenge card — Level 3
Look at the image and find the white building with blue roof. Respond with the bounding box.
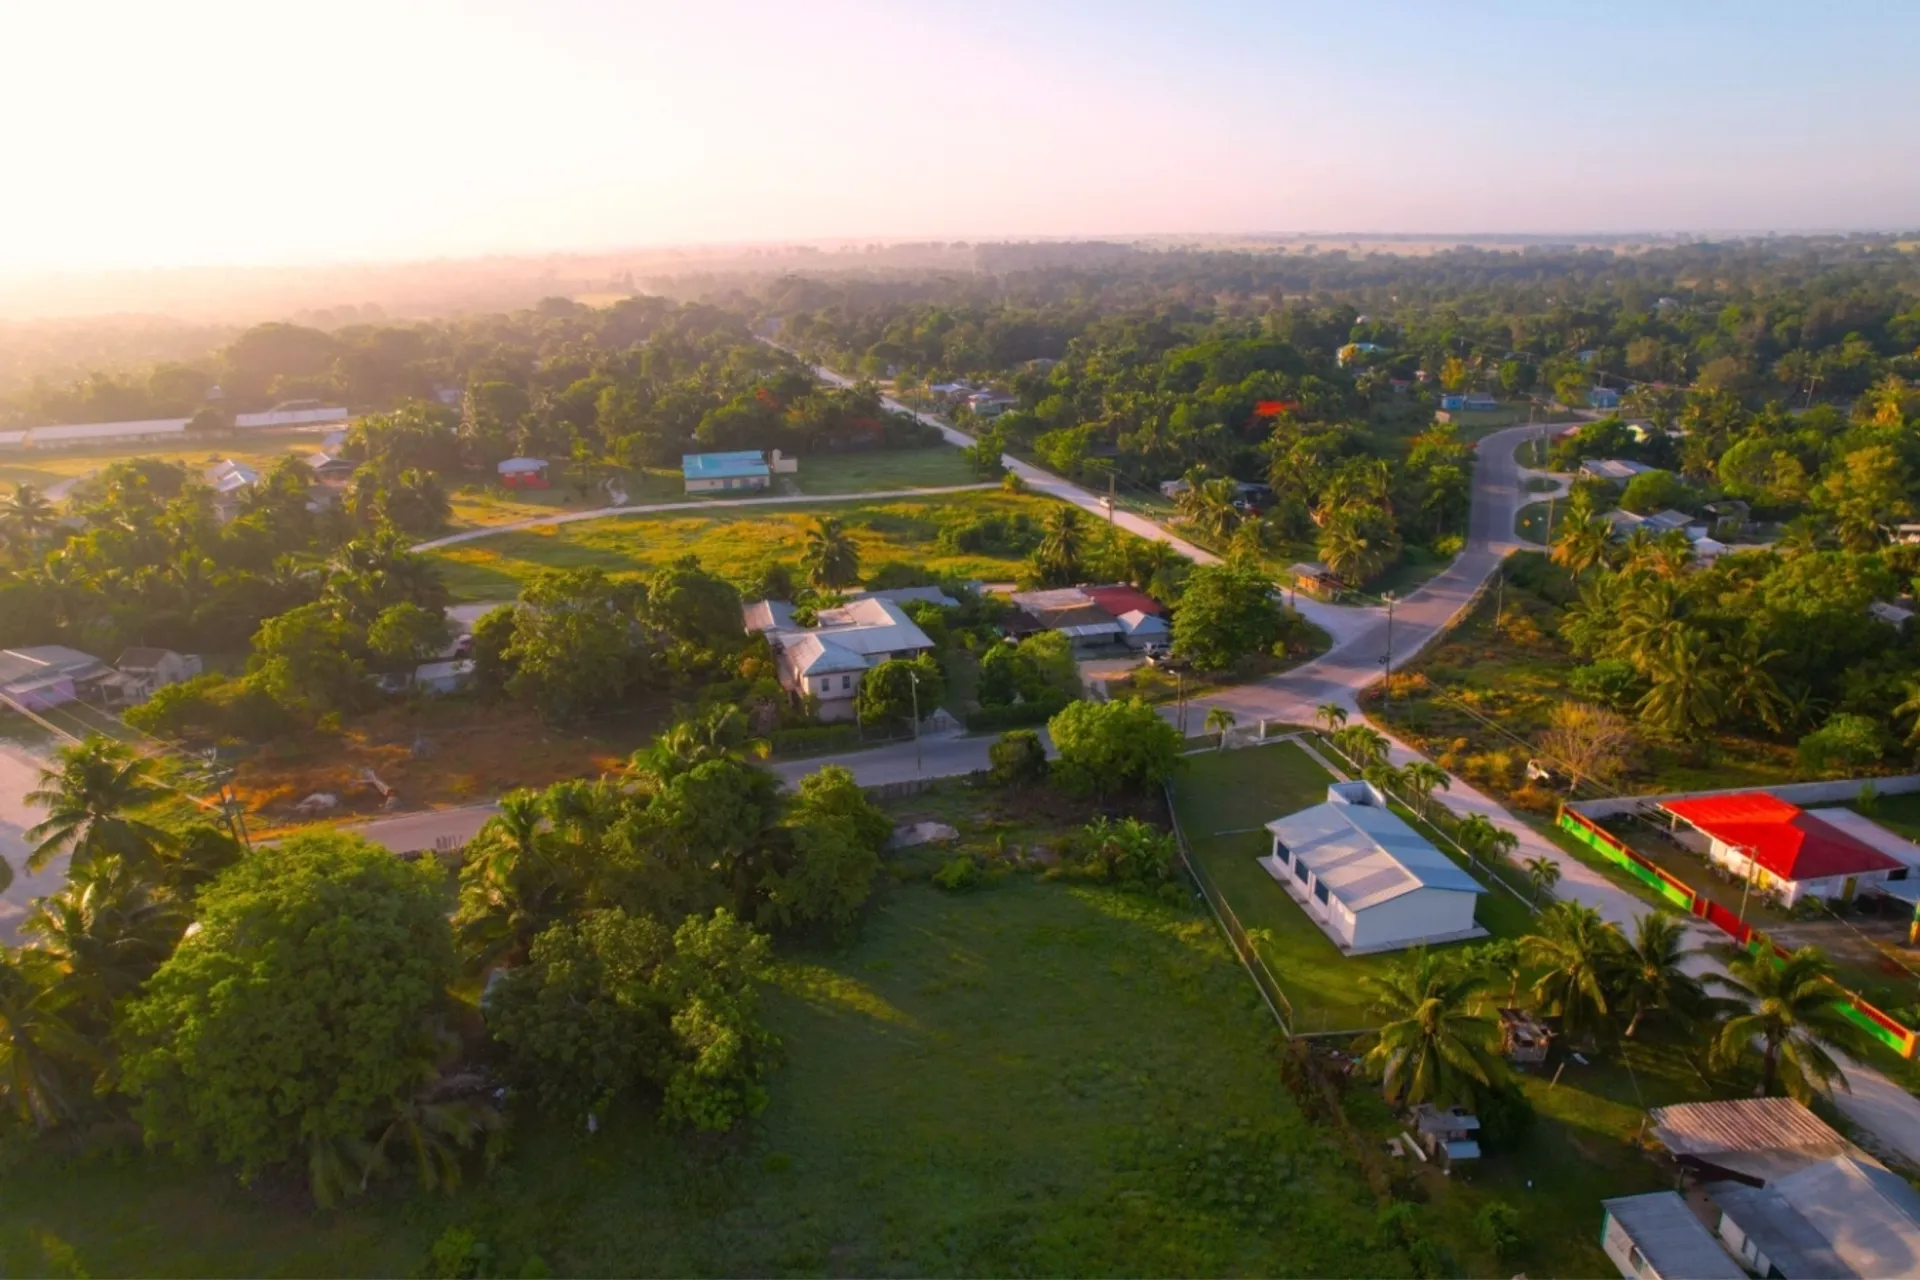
[1262,781,1487,954]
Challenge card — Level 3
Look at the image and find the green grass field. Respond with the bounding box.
[0,429,326,497]
[791,447,979,493]
[427,491,1069,601]
[1,877,1399,1278]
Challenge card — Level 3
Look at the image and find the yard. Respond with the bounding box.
[1169,742,1529,1033]
[0,861,1401,1276]
[426,491,1088,601]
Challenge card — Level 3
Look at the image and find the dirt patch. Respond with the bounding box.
[236,699,669,832]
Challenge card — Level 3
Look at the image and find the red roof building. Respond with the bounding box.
[1660,792,1905,904]
[1082,584,1165,618]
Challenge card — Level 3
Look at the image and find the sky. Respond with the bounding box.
[4,0,1919,272]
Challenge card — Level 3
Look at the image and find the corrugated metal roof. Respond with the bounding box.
[1650,1098,1856,1183]
[1662,792,1905,881]
[682,450,770,479]
[1603,1193,1746,1279]
[1264,795,1485,912]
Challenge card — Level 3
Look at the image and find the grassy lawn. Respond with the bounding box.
[791,446,978,493]
[1857,793,1920,841]
[1514,499,1566,543]
[1,429,325,498]
[0,875,1400,1277]
[427,492,1080,601]
[1170,743,1527,1033]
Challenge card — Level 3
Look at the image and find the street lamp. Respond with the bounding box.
[1379,592,1397,717]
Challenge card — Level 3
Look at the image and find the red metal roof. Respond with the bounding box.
[1661,792,1904,882]
[1082,585,1164,617]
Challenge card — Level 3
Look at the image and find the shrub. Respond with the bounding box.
[1048,698,1183,795]
[1073,816,1177,887]
[988,729,1050,787]
[1567,659,1645,710]
[965,693,1069,732]
[1473,1200,1523,1263]
[932,855,981,891]
[1797,712,1884,777]
[769,724,862,756]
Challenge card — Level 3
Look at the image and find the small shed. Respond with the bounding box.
[1599,1192,1744,1280]
[1116,609,1170,650]
[497,458,549,490]
[1288,561,1340,599]
[1410,1104,1482,1168]
[683,450,771,493]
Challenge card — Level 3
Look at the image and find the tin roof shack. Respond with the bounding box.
[1599,1192,1745,1280]
[1409,1104,1481,1171]
[1649,1097,1859,1185]
[1708,1156,1920,1278]
[1498,1007,1552,1064]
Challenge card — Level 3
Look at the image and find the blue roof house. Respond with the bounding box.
[1588,386,1621,409]
[683,450,772,493]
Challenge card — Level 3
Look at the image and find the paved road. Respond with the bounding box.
[0,741,60,944]
[410,482,996,551]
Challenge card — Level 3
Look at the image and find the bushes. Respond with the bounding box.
[1048,698,1183,795]
[769,724,862,756]
[932,855,983,891]
[1070,816,1177,889]
[965,692,1070,732]
[987,729,1050,787]
[123,673,294,744]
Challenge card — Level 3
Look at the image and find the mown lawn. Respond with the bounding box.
[0,877,1399,1278]
[791,446,979,493]
[0,429,325,497]
[1171,743,1531,1033]
[427,491,1078,601]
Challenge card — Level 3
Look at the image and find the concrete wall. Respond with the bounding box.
[1349,887,1479,951]
[1569,774,1920,820]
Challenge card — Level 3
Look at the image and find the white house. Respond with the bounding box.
[1261,781,1487,954]
[747,596,935,721]
[107,648,202,705]
[0,646,115,709]
[1116,609,1169,649]
[413,659,474,695]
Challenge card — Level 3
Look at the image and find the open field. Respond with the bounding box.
[0,428,326,495]
[445,447,980,529]
[0,874,1398,1277]
[427,491,1079,601]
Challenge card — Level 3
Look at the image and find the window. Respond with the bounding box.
[1626,1244,1646,1275]
[1272,842,1290,867]
[1314,881,1330,906]
[1294,859,1309,884]
[841,675,852,691]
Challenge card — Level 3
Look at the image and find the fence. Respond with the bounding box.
[1164,780,1295,1035]
[1567,774,1920,820]
[1556,807,1920,1059]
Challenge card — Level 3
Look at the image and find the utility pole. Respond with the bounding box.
[1736,843,1760,924]
[1380,592,1397,717]
[1175,667,1188,737]
[908,668,922,774]
[1107,470,1117,525]
[1493,572,1505,629]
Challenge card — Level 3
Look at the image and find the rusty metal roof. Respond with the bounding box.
[1651,1098,1858,1183]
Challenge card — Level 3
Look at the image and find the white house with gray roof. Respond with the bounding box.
[1262,781,1486,954]
[745,596,935,721]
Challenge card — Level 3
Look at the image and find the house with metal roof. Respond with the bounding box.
[1261,781,1487,954]
[1599,1192,1745,1280]
[1709,1156,1920,1278]
[1006,588,1127,647]
[749,597,934,722]
[1658,792,1908,906]
[0,646,114,710]
[1581,458,1654,484]
[683,449,795,493]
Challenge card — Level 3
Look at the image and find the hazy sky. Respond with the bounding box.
[6,0,1918,271]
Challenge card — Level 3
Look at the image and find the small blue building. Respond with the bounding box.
[1589,386,1622,410]
[683,450,772,493]
[1439,393,1466,411]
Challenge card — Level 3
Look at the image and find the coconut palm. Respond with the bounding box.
[454,789,565,969]
[1317,504,1394,586]
[23,738,173,876]
[0,483,56,548]
[1550,511,1611,576]
[1894,679,1920,748]
[1362,761,1405,795]
[1721,632,1789,736]
[1521,902,1625,1048]
[364,1058,504,1197]
[1611,911,1707,1039]
[1456,813,1519,866]
[24,856,181,1023]
[1613,577,1686,674]
[1522,855,1562,904]
[0,947,95,1130]
[1314,703,1348,735]
[1402,761,1451,818]
[1176,477,1242,544]
[1359,948,1508,1108]
[803,516,861,589]
[1204,706,1236,750]
[638,704,769,781]
[1710,944,1870,1101]
[1636,628,1726,740]
[1037,505,1088,582]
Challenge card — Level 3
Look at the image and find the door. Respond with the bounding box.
[1843,875,1858,902]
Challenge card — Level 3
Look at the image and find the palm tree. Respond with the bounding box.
[1710,944,1870,1101]
[0,947,95,1130]
[803,516,861,590]
[1636,628,1726,741]
[454,790,564,970]
[1894,680,1920,749]
[1512,852,1556,902]
[1612,912,1707,1039]
[1721,633,1788,736]
[1317,506,1394,586]
[637,705,768,781]
[1176,477,1241,544]
[1204,706,1236,750]
[1330,724,1389,770]
[1613,577,1686,673]
[23,738,173,876]
[1402,761,1451,818]
[1550,511,1611,576]
[1037,505,1088,582]
[1362,760,1404,794]
[0,483,56,548]
[365,1059,503,1196]
[1314,703,1348,735]
[1359,949,1508,1108]
[1521,901,1625,1048]
[1456,813,1519,866]
[24,856,181,1024]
